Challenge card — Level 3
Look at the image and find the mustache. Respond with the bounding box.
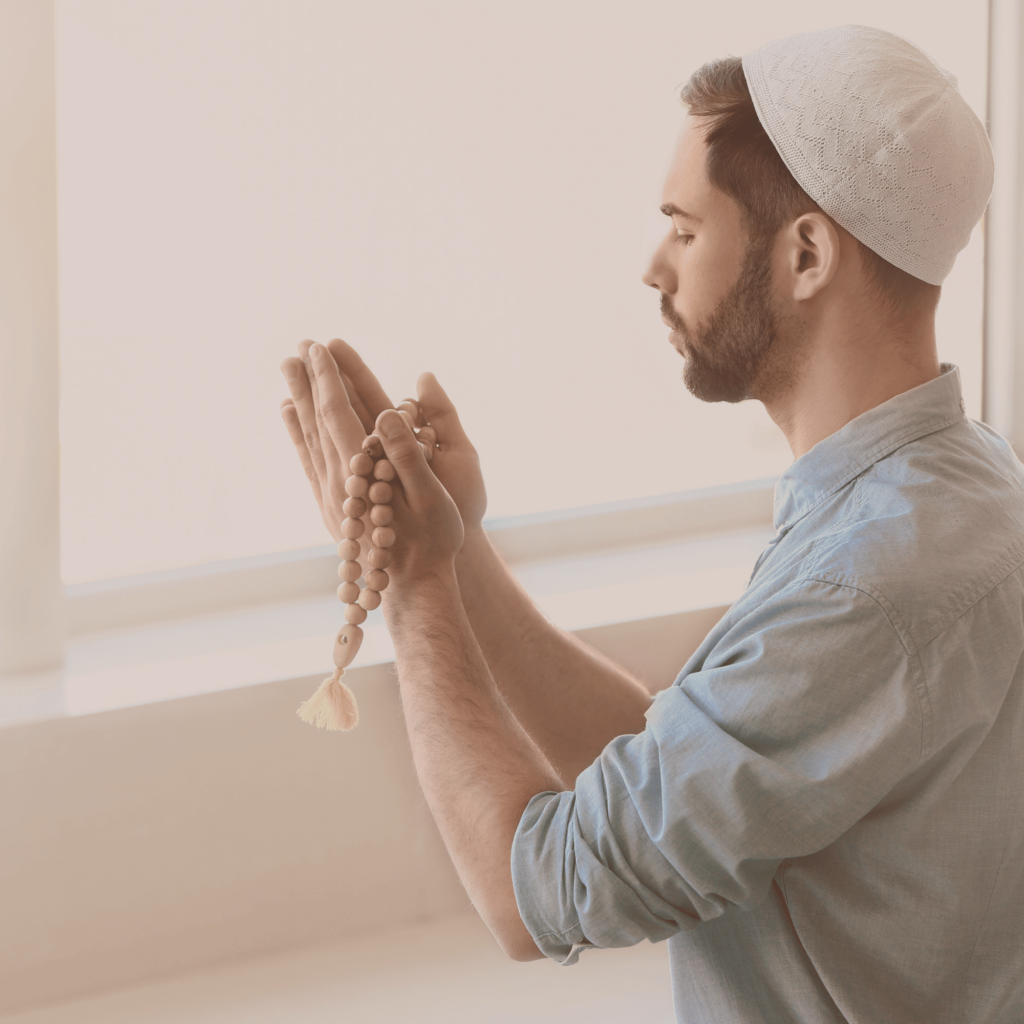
[660,293,685,332]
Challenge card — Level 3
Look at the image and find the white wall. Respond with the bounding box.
[0,665,465,1013]
[55,0,988,584]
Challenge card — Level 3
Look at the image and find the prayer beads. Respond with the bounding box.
[297,438,396,731]
[297,398,440,731]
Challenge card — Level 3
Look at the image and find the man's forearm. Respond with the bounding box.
[454,527,651,784]
[386,565,560,961]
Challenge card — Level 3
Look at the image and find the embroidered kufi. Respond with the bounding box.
[742,25,993,284]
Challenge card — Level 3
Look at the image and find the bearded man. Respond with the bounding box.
[280,25,1023,1023]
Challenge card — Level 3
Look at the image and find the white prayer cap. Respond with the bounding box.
[741,25,993,285]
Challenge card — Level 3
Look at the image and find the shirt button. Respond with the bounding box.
[959,398,966,412]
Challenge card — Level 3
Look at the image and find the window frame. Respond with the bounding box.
[984,0,1024,452]
[0,0,62,679]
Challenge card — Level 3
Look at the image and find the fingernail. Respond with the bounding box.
[282,361,298,380]
[380,410,404,439]
[309,343,323,358]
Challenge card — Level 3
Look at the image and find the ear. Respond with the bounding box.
[779,212,841,302]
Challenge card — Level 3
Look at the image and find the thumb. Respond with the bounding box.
[375,408,437,503]
[417,372,474,451]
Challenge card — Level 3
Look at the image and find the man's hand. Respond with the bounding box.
[281,339,470,580]
[282,337,488,547]
[412,371,488,535]
[372,407,466,588]
[279,340,387,561]
[325,338,489,535]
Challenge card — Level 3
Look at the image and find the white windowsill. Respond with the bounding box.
[0,480,776,727]
[62,525,770,718]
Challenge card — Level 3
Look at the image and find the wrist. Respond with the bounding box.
[383,561,461,630]
[455,523,491,573]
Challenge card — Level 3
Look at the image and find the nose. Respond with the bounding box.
[642,229,676,293]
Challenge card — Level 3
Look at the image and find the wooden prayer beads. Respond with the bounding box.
[297,398,439,731]
[296,436,397,731]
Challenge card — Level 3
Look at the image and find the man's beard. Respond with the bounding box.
[663,233,794,404]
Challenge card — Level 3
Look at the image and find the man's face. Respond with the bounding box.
[643,117,787,403]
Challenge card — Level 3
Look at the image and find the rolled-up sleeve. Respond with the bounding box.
[511,577,925,963]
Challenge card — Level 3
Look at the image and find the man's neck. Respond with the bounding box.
[764,308,940,460]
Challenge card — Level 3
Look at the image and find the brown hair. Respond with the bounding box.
[680,56,940,316]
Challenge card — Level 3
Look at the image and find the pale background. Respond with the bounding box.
[56,0,988,584]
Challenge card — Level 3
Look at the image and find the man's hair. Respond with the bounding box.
[680,57,941,316]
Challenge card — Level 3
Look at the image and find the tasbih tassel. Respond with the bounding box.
[296,665,360,731]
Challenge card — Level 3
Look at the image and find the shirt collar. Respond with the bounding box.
[773,364,966,533]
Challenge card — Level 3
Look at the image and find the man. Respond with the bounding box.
[280,25,1022,1023]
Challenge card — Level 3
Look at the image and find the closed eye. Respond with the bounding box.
[674,232,694,245]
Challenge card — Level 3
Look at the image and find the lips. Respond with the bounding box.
[660,309,687,354]
[662,316,682,341]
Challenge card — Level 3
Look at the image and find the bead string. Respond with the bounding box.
[297,399,435,730]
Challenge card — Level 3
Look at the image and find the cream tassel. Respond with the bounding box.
[296,667,360,731]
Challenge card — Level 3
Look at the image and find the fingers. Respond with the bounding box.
[342,371,375,433]
[327,338,395,424]
[416,372,474,451]
[297,340,330,442]
[280,399,326,508]
[303,340,353,485]
[374,408,466,568]
[281,356,328,483]
[375,409,438,505]
[309,343,367,467]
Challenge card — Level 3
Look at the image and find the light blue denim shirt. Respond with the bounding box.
[512,366,1024,1023]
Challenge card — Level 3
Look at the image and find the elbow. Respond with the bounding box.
[483,903,546,962]
[497,929,546,962]
[509,945,547,963]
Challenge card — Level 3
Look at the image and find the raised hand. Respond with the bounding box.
[281,337,489,559]
[323,338,489,534]
[280,340,382,561]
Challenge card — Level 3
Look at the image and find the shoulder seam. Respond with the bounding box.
[802,574,916,656]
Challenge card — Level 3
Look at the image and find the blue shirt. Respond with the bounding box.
[512,366,1024,1023]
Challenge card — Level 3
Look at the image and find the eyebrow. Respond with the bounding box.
[660,203,702,223]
